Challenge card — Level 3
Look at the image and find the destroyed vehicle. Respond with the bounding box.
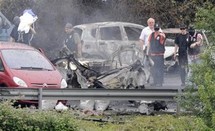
[73,22,176,59]
[72,22,176,70]
[55,22,181,88]
[53,52,147,89]
[73,22,143,60]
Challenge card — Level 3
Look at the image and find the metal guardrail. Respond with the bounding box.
[0,88,182,113]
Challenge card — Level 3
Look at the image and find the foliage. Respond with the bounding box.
[76,115,211,131]
[181,46,215,128]
[0,102,78,131]
[181,2,215,128]
[0,102,211,131]
[195,2,215,42]
[0,0,34,21]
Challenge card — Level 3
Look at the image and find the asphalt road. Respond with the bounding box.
[145,71,185,89]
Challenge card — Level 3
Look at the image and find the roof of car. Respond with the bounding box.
[0,42,35,50]
[74,21,144,29]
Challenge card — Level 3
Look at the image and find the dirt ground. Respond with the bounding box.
[145,71,184,89]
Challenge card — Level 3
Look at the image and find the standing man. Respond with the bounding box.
[63,23,81,57]
[174,24,189,86]
[187,25,203,64]
[139,18,155,51]
[139,18,155,83]
[187,25,203,79]
[147,23,166,87]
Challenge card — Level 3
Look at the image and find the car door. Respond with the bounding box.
[97,25,126,59]
[123,25,143,46]
[116,25,144,66]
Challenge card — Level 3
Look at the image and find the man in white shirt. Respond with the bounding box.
[139,18,155,51]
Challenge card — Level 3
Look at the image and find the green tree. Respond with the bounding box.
[181,2,215,128]
[0,0,33,21]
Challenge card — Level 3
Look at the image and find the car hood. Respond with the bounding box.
[10,69,62,86]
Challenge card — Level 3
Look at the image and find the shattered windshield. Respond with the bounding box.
[1,49,54,70]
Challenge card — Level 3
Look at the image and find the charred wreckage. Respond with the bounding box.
[50,22,189,114]
[51,44,167,115]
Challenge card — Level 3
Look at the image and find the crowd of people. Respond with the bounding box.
[139,17,203,87]
[9,12,203,87]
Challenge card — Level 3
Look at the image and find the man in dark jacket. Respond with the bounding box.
[62,23,81,57]
[174,24,189,86]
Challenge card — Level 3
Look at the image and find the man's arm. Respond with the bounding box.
[174,44,178,60]
[139,39,145,50]
[139,29,146,50]
[29,25,36,34]
[174,36,179,59]
[73,33,82,57]
[146,34,152,55]
[159,32,166,44]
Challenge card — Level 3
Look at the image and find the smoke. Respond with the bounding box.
[31,0,125,59]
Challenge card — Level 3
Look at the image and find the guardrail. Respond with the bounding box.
[0,88,182,114]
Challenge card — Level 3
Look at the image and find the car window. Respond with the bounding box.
[2,49,54,70]
[0,58,4,71]
[100,26,122,40]
[124,26,142,41]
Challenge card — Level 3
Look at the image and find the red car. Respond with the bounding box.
[0,42,67,105]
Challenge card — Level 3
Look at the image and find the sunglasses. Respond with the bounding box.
[180,28,186,30]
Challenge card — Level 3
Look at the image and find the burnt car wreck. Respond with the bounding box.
[51,46,165,114]
[53,45,148,90]
[51,22,189,114]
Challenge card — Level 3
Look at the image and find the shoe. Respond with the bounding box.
[181,83,185,86]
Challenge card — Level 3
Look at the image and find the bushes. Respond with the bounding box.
[0,102,78,131]
[0,101,212,130]
[181,46,215,128]
[181,2,215,128]
[75,115,211,131]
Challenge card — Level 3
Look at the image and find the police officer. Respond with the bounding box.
[147,23,166,87]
